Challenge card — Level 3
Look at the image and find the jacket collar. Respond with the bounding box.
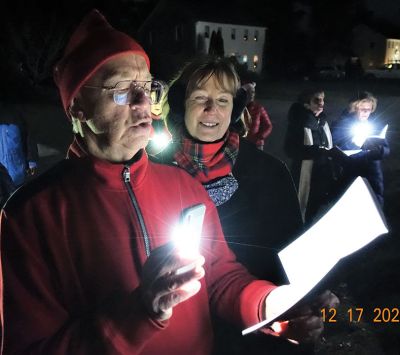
[304,111,327,129]
[67,137,149,189]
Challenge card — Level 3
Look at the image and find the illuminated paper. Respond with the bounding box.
[356,123,388,147]
[342,149,362,156]
[242,177,388,335]
[341,124,388,156]
[377,124,388,139]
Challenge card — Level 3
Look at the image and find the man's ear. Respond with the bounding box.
[68,98,86,137]
[68,98,86,122]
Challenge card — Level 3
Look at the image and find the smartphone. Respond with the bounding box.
[180,204,206,235]
[174,203,206,274]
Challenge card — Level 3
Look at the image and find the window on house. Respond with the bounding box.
[231,28,236,40]
[244,29,248,41]
[254,30,258,41]
[253,55,259,69]
[205,25,210,38]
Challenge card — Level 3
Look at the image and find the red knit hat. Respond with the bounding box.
[54,9,150,114]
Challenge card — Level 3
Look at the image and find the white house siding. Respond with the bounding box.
[195,21,266,74]
[385,38,400,64]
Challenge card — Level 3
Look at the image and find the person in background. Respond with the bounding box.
[331,91,389,206]
[162,56,338,354]
[1,10,337,355]
[0,97,38,190]
[245,98,273,150]
[284,88,343,225]
[231,82,273,151]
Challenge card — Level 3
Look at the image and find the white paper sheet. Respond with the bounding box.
[357,124,388,147]
[242,177,388,335]
[342,149,362,156]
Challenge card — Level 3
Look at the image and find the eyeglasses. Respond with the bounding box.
[83,80,165,105]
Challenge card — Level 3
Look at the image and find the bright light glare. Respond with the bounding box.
[172,222,201,259]
[151,132,171,149]
[271,321,296,343]
[270,321,284,333]
[351,121,372,147]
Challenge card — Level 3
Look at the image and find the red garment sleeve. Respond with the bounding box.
[1,210,166,354]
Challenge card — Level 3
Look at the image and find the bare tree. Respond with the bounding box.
[0,2,85,95]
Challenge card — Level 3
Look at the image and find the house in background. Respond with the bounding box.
[137,0,267,80]
[352,24,400,68]
[384,38,400,64]
[195,21,266,74]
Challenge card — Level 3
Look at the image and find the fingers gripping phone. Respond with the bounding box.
[173,204,206,274]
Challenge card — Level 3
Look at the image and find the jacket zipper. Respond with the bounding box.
[122,165,151,257]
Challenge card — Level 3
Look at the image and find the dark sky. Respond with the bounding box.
[366,0,400,25]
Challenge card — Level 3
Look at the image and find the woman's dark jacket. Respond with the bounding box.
[217,138,303,284]
[331,114,389,206]
[212,139,305,355]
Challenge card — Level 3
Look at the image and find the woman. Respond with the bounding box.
[160,57,315,354]
[331,91,389,206]
[284,88,341,225]
[164,57,303,283]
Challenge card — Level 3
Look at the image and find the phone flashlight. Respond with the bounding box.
[172,204,206,273]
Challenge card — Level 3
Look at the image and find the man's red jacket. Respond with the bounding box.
[1,143,275,354]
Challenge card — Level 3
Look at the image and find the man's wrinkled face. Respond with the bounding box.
[305,92,325,117]
[76,54,152,162]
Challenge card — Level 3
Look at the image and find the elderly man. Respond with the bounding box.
[1,10,335,355]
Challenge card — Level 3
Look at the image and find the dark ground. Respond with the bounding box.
[23,78,400,354]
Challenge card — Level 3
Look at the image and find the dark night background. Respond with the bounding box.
[1,0,399,97]
[0,1,399,354]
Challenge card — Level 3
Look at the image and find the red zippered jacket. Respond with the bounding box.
[1,142,275,354]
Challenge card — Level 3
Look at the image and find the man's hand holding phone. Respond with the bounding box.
[140,204,206,321]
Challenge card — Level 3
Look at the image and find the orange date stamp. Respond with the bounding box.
[321,307,400,323]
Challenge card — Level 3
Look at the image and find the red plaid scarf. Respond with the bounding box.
[174,131,240,183]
